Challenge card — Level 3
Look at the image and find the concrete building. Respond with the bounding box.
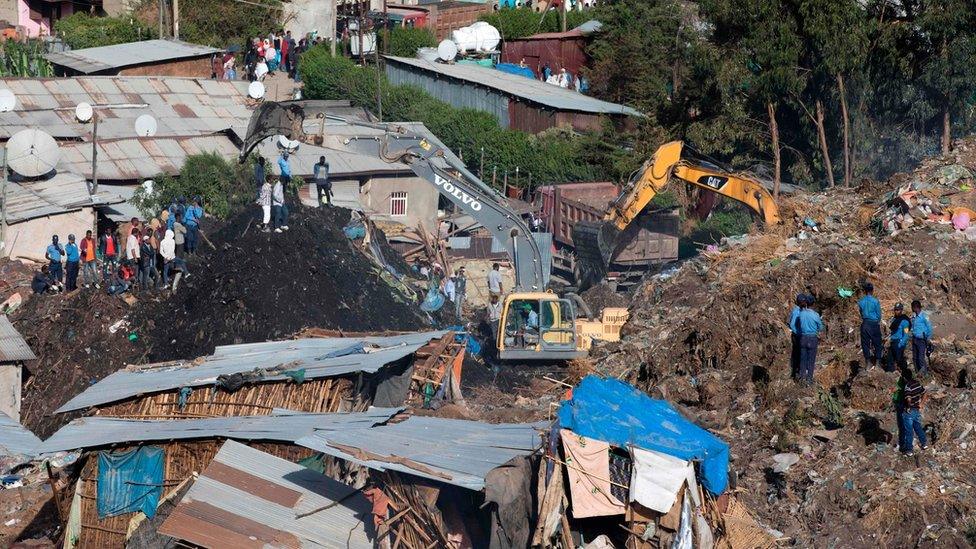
[384,55,641,133]
[0,0,74,38]
[44,39,220,77]
[0,315,36,422]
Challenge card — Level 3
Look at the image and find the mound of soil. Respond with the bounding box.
[135,205,431,362]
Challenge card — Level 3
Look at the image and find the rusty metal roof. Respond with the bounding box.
[44,40,220,74]
[0,77,251,140]
[159,440,373,548]
[0,411,41,457]
[0,315,35,362]
[4,172,126,224]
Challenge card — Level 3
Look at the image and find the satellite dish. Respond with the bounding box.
[134,114,157,137]
[6,129,60,178]
[248,81,265,99]
[0,89,15,112]
[287,139,301,152]
[75,102,93,123]
[437,39,458,62]
[277,135,290,149]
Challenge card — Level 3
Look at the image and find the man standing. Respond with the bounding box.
[899,368,927,456]
[887,303,912,372]
[64,234,80,292]
[278,150,292,189]
[80,230,98,288]
[99,227,119,282]
[45,235,65,284]
[488,263,503,299]
[138,235,156,290]
[454,267,467,319]
[788,294,804,380]
[160,229,189,289]
[272,177,289,232]
[444,275,456,305]
[910,300,933,375]
[313,156,332,206]
[183,197,203,254]
[795,298,823,384]
[125,227,141,266]
[486,293,502,341]
[857,283,883,367]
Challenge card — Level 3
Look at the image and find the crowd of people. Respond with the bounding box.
[410,258,467,319]
[212,30,327,84]
[32,199,203,297]
[787,282,934,456]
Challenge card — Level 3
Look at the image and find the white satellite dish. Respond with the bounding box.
[287,139,301,152]
[277,135,290,149]
[134,114,157,137]
[437,39,458,62]
[75,102,93,123]
[6,128,60,178]
[0,89,15,112]
[248,81,266,99]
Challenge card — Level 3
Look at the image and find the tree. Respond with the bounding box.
[55,13,156,49]
[381,27,436,57]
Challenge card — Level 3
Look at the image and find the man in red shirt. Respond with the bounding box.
[99,227,119,284]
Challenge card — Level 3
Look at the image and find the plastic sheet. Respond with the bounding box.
[97,447,164,518]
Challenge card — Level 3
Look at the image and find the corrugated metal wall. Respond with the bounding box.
[500,36,588,77]
[385,62,510,128]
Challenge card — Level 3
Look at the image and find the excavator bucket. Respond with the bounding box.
[572,220,621,284]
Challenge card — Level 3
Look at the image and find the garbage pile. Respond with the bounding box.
[592,153,976,546]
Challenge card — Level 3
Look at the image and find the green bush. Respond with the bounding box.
[133,153,255,220]
[0,40,53,77]
[299,45,607,186]
[382,27,437,57]
[479,8,593,40]
[55,13,156,50]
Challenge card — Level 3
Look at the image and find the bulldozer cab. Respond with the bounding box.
[497,293,587,361]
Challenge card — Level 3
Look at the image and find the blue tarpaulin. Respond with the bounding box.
[496,63,536,79]
[97,446,164,518]
[446,325,482,356]
[558,376,730,495]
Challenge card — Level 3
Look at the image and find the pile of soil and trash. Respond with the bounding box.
[587,138,976,547]
[11,205,435,437]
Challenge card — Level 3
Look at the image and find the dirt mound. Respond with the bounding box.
[579,282,629,313]
[594,177,976,547]
[134,205,431,362]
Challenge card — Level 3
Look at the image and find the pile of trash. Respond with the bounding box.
[591,152,976,546]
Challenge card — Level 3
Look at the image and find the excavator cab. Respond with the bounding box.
[497,292,588,361]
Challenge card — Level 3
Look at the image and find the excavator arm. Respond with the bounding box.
[573,141,780,282]
[238,100,547,292]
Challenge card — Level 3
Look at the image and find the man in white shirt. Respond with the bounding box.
[125,228,140,264]
[487,263,503,298]
[486,293,502,341]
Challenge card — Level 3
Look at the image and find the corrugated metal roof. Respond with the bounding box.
[0,411,41,457]
[0,315,36,362]
[55,331,447,413]
[159,440,373,549]
[4,172,126,224]
[0,77,251,140]
[37,407,401,453]
[384,56,641,116]
[44,40,220,74]
[297,416,543,490]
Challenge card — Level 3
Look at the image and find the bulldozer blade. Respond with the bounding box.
[572,221,620,283]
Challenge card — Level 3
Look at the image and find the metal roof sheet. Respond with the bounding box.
[44,40,220,74]
[55,331,447,413]
[37,408,401,453]
[0,411,41,457]
[0,315,36,362]
[297,416,543,490]
[4,172,126,224]
[0,77,250,140]
[159,440,373,549]
[384,56,642,116]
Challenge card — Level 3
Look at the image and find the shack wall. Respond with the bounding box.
[0,364,21,421]
[426,2,492,41]
[4,207,95,263]
[115,56,214,78]
[361,175,440,231]
[500,35,588,77]
[385,61,510,128]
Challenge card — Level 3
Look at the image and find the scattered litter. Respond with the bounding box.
[771,453,799,474]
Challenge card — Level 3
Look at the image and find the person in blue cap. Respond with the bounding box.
[788,293,805,379]
[887,303,912,372]
[795,295,823,384]
[857,282,883,367]
[910,300,932,375]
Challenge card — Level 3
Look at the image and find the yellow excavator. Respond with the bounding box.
[573,141,781,282]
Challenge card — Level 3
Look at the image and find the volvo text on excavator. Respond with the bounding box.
[238,100,622,361]
[572,141,782,285]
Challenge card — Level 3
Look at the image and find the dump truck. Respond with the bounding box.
[536,182,679,291]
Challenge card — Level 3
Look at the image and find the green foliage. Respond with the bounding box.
[381,27,437,57]
[0,40,52,77]
[689,207,754,245]
[55,13,156,49]
[133,153,254,220]
[479,8,591,40]
[299,45,606,186]
[177,0,282,49]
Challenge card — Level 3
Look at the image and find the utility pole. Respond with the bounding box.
[560,0,567,32]
[330,0,337,56]
[91,112,98,194]
[0,149,7,257]
[158,0,164,38]
[173,0,179,40]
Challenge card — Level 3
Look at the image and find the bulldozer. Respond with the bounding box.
[572,141,782,285]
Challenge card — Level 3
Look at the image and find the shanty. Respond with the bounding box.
[44,40,222,77]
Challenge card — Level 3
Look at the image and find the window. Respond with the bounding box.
[390,191,407,217]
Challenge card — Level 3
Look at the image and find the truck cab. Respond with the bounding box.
[496,292,588,361]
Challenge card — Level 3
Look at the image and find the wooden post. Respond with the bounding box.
[330,0,337,56]
[172,0,179,39]
[767,101,780,199]
[91,111,99,194]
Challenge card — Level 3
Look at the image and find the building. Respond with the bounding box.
[417,0,492,40]
[0,410,40,458]
[500,28,590,77]
[44,39,221,77]
[2,173,124,262]
[0,0,74,38]
[54,331,460,418]
[384,55,641,133]
[40,409,398,548]
[0,315,35,422]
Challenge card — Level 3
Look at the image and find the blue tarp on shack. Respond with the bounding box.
[97,446,164,518]
[496,63,536,79]
[558,376,730,495]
